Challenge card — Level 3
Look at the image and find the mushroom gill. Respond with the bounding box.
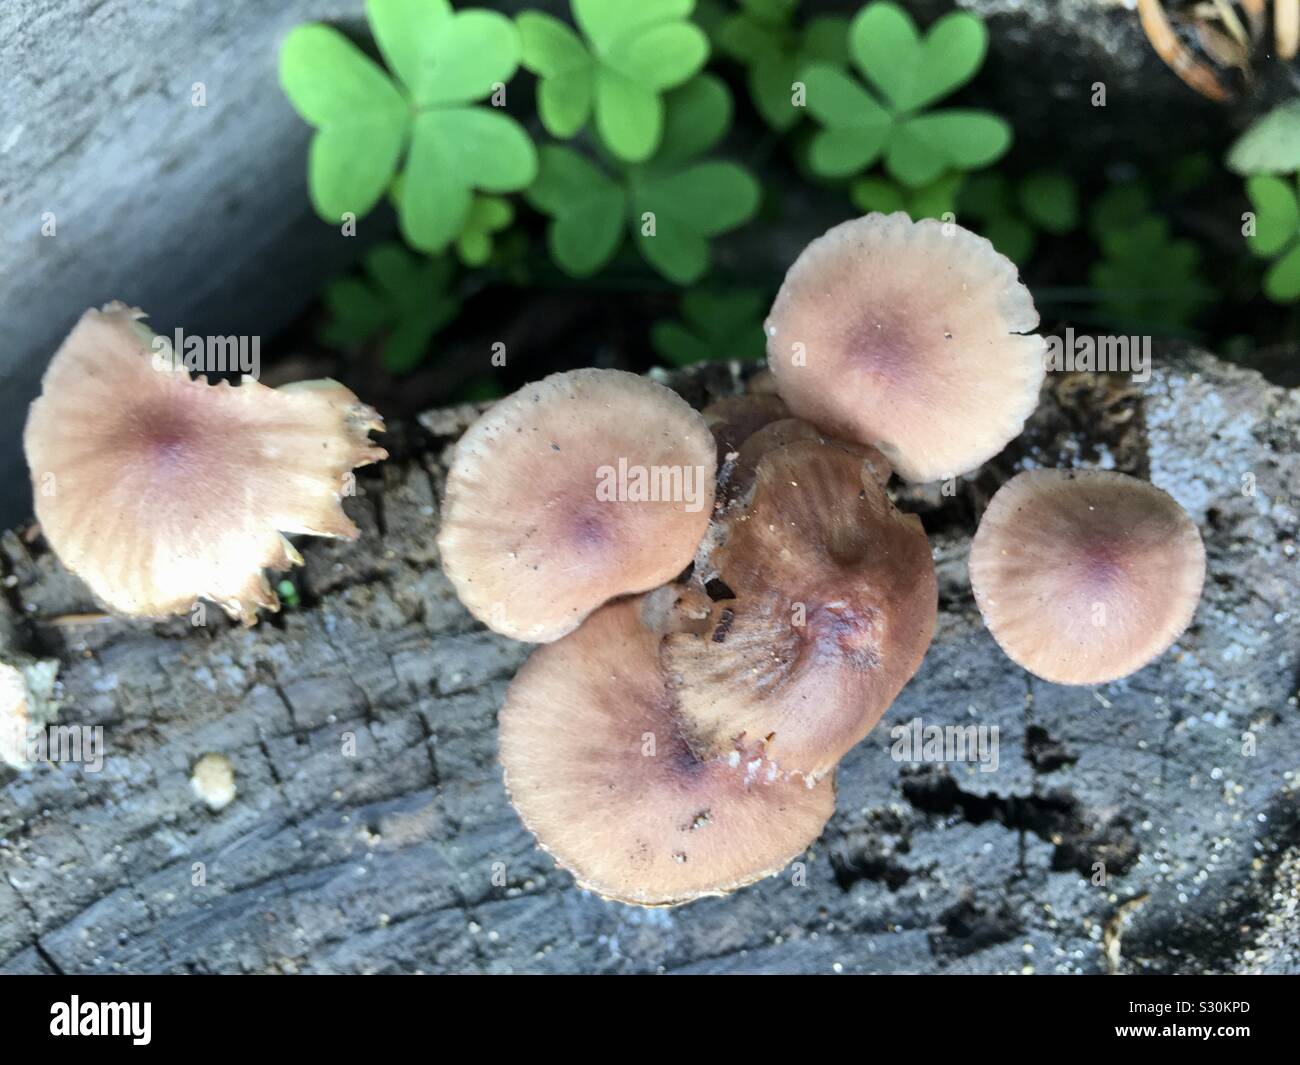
[662,437,937,783]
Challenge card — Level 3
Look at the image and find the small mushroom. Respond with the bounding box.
[499,598,835,907]
[23,304,386,623]
[438,369,716,643]
[968,469,1206,685]
[663,438,937,782]
[764,212,1045,483]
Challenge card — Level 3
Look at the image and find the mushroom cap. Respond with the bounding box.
[663,438,937,781]
[764,212,1045,483]
[499,598,836,907]
[438,369,716,643]
[23,304,386,623]
[969,469,1206,685]
[732,417,891,502]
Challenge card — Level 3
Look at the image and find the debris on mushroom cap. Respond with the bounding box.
[969,469,1206,685]
[663,439,937,782]
[499,598,835,907]
[438,368,717,644]
[23,303,387,624]
[0,658,60,771]
[764,212,1045,484]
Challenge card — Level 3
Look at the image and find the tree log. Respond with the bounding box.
[1,350,1297,974]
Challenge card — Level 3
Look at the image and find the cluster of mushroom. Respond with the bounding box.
[18,217,1205,908]
[438,213,1206,907]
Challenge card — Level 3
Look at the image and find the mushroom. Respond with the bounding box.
[23,303,386,624]
[662,437,937,782]
[968,469,1206,685]
[764,212,1045,483]
[499,598,835,906]
[438,369,716,643]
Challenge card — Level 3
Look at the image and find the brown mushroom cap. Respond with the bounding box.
[969,469,1206,685]
[438,369,716,643]
[764,212,1045,483]
[499,598,835,907]
[23,304,386,623]
[663,438,937,782]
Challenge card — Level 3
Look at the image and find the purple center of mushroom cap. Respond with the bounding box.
[1067,536,1129,595]
[131,405,199,476]
[844,309,926,383]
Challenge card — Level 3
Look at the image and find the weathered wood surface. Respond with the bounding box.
[0,349,1297,974]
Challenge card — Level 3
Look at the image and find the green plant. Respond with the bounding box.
[526,75,760,283]
[517,0,709,162]
[1226,99,1300,176]
[958,170,1078,264]
[1087,186,1211,330]
[714,0,849,131]
[800,1,1009,185]
[1244,174,1300,302]
[319,243,462,373]
[849,171,963,222]
[651,287,767,365]
[280,1,536,253]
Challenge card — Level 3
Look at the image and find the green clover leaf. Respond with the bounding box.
[1244,175,1300,302]
[319,243,461,374]
[651,288,768,366]
[850,2,986,112]
[279,24,410,221]
[850,171,963,221]
[1018,170,1079,235]
[801,2,1008,185]
[526,75,760,284]
[1244,175,1300,257]
[280,1,536,253]
[715,1,848,131]
[456,195,515,266]
[1088,215,1212,331]
[1226,99,1300,177]
[518,0,709,162]
[957,173,1034,264]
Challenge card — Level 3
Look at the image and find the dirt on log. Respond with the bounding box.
[1,347,1297,975]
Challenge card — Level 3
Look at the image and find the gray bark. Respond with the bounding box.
[0,347,1297,975]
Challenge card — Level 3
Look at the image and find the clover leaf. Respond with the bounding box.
[1226,99,1300,177]
[1244,174,1300,302]
[850,171,963,221]
[526,75,760,284]
[956,170,1078,264]
[1086,214,1206,331]
[651,288,768,366]
[801,1,1009,186]
[319,243,461,374]
[280,1,536,254]
[1018,170,1078,235]
[715,1,849,131]
[456,195,515,266]
[518,0,710,163]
